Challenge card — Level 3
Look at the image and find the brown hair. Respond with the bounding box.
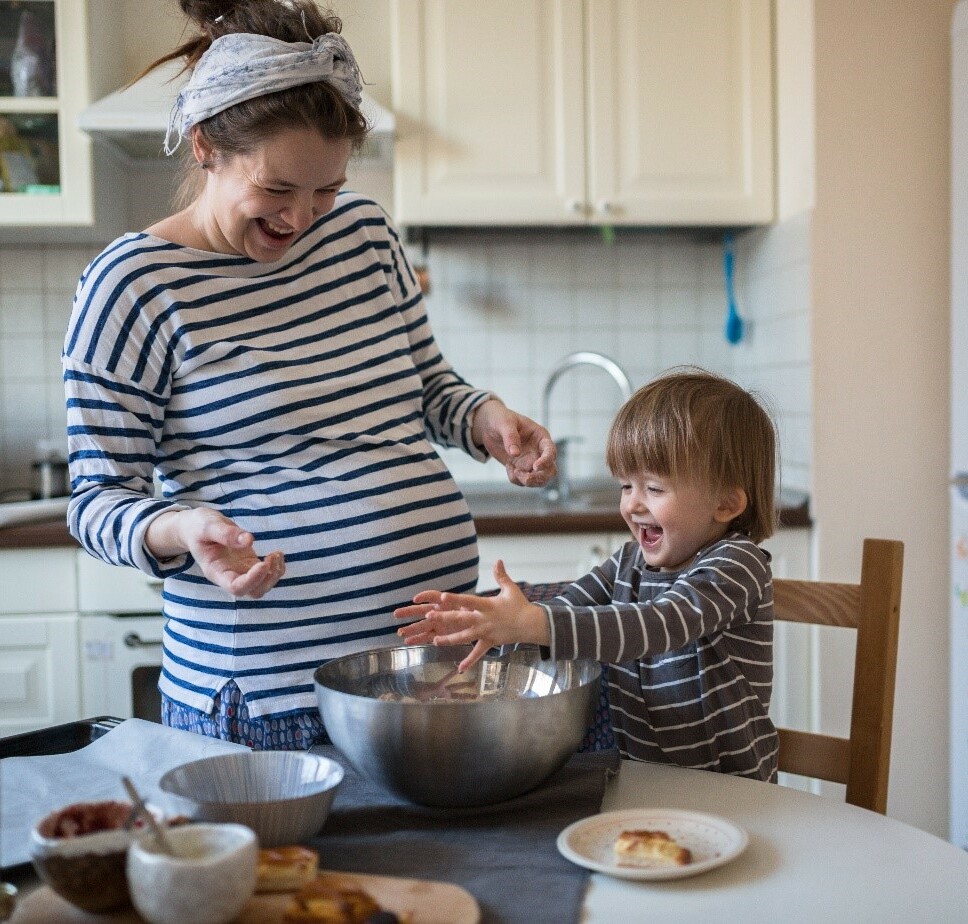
[605,366,779,543]
[140,1,369,205]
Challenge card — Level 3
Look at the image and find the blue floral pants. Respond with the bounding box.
[162,681,328,751]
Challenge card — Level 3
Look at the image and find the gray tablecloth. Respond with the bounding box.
[308,746,620,924]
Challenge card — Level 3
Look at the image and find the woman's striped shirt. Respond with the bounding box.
[63,193,491,720]
[539,534,778,781]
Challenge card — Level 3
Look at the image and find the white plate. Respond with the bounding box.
[557,808,749,881]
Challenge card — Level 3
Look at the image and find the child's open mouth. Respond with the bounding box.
[640,525,663,548]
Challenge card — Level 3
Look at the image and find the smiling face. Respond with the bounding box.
[619,472,748,571]
[190,126,351,261]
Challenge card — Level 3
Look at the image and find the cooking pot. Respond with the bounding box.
[32,456,69,499]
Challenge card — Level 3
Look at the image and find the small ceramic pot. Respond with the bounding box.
[126,823,258,924]
[29,801,139,913]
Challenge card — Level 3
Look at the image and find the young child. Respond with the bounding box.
[395,367,780,782]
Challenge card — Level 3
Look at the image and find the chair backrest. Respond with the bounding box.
[773,537,904,814]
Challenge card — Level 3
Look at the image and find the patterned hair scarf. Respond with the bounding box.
[164,31,363,154]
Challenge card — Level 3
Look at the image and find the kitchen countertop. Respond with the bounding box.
[464,479,811,535]
[0,482,811,550]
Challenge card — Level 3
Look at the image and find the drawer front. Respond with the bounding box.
[77,552,164,613]
[0,549,77,614]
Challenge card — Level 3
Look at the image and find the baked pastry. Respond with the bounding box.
[282,875,385,923]
[256,845,320,893]
[613,829,692,867]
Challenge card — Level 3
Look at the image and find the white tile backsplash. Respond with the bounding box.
[0,225,812,499]
[734,212,814,494]
[0,248,44,291]
[0,244,101,494]
[0,292,44,335]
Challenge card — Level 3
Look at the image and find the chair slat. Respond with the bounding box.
[777,728,850,784]
[773,579,860,628]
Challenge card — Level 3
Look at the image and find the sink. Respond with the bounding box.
[461,478,619,518]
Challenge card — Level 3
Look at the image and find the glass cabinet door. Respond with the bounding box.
[0,0,60,196]
[0,0,122,230]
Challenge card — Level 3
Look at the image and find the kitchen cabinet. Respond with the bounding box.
[391,0,774,226]
[763,526,812,581]
[477,532,623,588]
[0,546,76,613]
[0,0,123,230]
[0,615,80,736]
[0,547,79,736]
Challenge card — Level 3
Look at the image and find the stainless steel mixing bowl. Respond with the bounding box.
[314,645,600,808]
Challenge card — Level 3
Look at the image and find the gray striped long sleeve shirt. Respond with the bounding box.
[540,533,778,781]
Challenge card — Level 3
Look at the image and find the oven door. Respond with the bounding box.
[80,614,165,722]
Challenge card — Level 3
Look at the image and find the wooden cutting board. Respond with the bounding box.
[13,870,481,924]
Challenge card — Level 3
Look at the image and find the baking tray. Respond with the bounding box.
[0,716,122,760]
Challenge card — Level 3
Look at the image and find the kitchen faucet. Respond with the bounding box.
[541,351,634,503]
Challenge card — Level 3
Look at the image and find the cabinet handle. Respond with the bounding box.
[566,198,585,215]
[596,200,614,215]
[124,632,163,649]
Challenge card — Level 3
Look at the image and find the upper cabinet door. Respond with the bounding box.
[0,0,123,230]
[585,0,774,225]
[392,0,586,225]
[392,0,775,227]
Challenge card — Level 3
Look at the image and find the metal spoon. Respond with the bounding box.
[121,776,178,857]
[0,882,17,922]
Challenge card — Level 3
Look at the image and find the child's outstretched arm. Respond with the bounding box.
[393,560,549,671]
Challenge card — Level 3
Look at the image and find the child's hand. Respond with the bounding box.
[393,560,550,671]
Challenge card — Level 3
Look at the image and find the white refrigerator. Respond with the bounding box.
[951,0,968,851]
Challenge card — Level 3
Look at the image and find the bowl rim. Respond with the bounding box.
[128,822,256,868]
[313,644,602,704]
[157,751,345,806]
[30,826,135,858]
[30,803,166,855]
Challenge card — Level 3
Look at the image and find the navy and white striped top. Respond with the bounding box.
[63,193,492,719]
[540,534,778,781]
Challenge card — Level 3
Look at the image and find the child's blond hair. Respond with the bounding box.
[605,367,778,543]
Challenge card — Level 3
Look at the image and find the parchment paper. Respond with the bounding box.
[0,719,248,868]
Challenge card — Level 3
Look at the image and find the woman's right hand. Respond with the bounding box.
[145,508,285,599]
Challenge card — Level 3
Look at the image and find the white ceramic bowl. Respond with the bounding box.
[157,751,344,847]
[127,823,257,924]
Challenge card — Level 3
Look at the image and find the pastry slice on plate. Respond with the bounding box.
[613,829,692,867]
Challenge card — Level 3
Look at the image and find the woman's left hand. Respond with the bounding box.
[471,399,556,487]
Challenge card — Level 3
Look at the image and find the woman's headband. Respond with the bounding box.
[164,31,363,155]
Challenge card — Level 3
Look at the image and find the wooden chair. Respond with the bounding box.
[773,537,904,814]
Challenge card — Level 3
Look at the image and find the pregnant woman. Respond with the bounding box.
[63,0,555,749]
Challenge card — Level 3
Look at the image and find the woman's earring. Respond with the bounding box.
[200,161,211,170]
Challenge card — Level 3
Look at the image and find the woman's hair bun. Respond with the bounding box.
[176,1,340,43]
[179,0,240,29]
